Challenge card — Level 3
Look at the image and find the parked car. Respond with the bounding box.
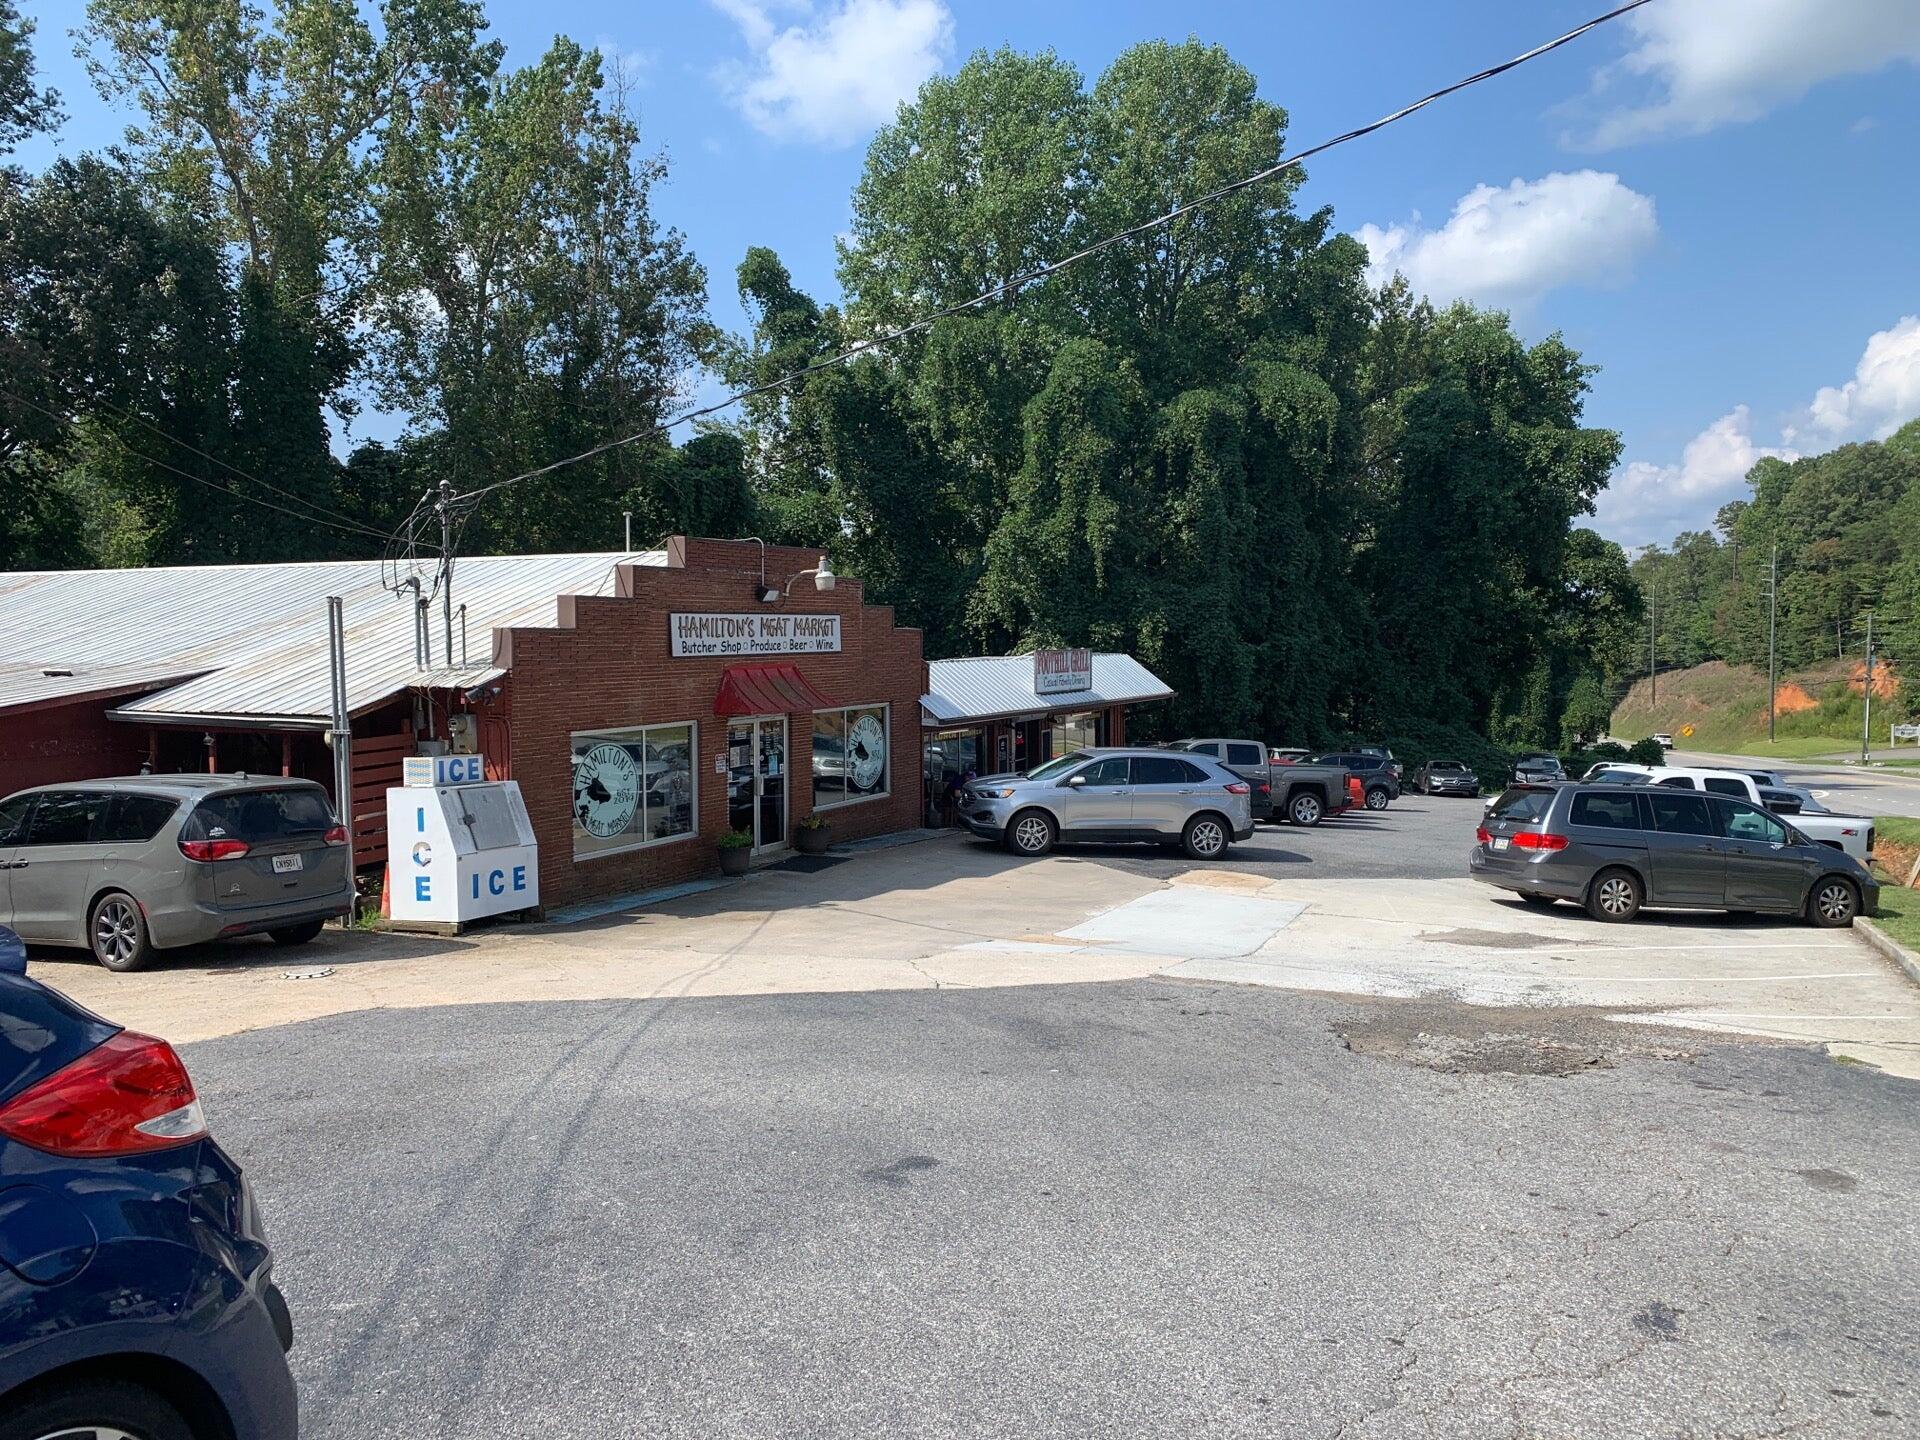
[1653,733,1675,748]
[1264,755,1353,826]
[957,748,1255,859]
[1470,784,1877,926]
[0,774,353,971]
[1596,766,1874,862]
[1174,738,1276,821]
[1310,752,1399,811]
[1512,754,1565,785]
[1411,759,1479,797]
[0,926,297,1438]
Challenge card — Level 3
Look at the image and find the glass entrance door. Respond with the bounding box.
[726,718,788,852]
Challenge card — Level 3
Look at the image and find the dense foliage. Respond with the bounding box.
[2,11,1639,747]
[1629,421,1920,721]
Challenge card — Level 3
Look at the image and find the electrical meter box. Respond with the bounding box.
[386,764,539,931]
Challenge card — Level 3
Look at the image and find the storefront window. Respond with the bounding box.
[570,722,696,859]
[924,727,983,824]
[812,705,889,807]
[1051,711,1103,757]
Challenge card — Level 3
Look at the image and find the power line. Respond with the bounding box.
[1,389,396,545]
[447,0,1656,512]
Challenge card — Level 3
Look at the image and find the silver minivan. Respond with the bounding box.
[957,747,1256,859]
[0,774,353,971]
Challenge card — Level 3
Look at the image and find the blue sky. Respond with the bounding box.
[15,0,1920,551]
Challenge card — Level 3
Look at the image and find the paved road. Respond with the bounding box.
[195,983,1917,1439]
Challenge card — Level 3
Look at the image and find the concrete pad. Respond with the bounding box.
[1056,888,1306,959]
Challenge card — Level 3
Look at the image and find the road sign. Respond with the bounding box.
[1680,725,1694,738]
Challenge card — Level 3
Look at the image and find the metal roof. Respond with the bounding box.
[921,653,1174,725]
[0,552,664,724]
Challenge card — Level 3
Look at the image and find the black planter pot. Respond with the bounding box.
[795,824,833,855]
[718,845,752,875]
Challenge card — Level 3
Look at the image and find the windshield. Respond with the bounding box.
[1026,752,1090,782]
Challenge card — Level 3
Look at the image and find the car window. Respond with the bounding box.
[1655,777,1695,789]
[1489,789,1553,823]
[1570,793,1641,830]
[0,793,34,844]
[1185,742,1222,758]
[1432,762,1462,772]
[183,786,335,842]
[1075,758,1130,787]
[1702,777,1747,797]
[1646,792,1716,837]
[100,794,181,843]
[1026,752,1089,782]
[24,790,113,845]
[1132,756,1203,786]
[1718,800,1787,845]
[1226,743,1264,767]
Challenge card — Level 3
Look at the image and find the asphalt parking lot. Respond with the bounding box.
[25,791,1920,1437]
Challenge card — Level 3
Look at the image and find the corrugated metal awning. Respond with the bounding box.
[714,663,835,717]
[921,653,1173,725]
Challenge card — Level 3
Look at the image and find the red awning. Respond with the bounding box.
[713,663,836,717]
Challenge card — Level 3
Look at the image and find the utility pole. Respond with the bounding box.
[1861,609,1875,765]
[1766,542,1778,742]
[1648,578,1657,704]
[326,596,354,925]
[436,478,454,667]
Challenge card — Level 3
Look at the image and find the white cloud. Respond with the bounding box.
[1575,0,1920,148]
[711,0,953,146]
[1593,407,1797,548]
[1355,171,1657,311]
[1790,316,1920,447]
[1596,315,1920,547]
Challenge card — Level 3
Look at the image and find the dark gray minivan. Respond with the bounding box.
[0,774,353,971]
[1470,783,1878,926]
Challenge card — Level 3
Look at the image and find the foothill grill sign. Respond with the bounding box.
[669,612,842,658]
[1034,647,1093,695]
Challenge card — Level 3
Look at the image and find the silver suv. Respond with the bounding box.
[0,774,353,971]
[957,748,1255,859]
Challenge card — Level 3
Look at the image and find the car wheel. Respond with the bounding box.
[0,1379,194,1440]
[1182,813,1230,861]
[1288,792,1322,827]
[269,919,327,946]
[1364,786,1390,811]
[1585,868,1642,923]
[1005,810,1056,857]
[89,891,153,972]
[1807,877,1858,928]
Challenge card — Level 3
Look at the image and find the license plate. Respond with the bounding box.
[272,853,304,874]
[1490,837,1510,851]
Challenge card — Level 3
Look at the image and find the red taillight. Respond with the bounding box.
[1475,826,1492,845]
[1257,782,1271,795]
[323,824,348,845]
[0,1032,207,1157]
[179,837,250,862]
[1225,781,1251,795]
[1511,832,1570,852]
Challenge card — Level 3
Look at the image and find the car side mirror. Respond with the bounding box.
[1065,775,1087,788]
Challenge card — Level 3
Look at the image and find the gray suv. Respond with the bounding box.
[1470,783,1878,927]
[0,774,353,971]
[958,748,1255,859]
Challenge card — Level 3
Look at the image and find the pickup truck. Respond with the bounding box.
[1610,765,1874,862]
[1176,739,1349,827]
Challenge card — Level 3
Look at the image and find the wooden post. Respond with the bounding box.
[281,733,294,778]
[205,735,218,774]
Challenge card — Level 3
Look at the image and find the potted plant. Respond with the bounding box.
[717,827,754,875]
[795,814,833,855]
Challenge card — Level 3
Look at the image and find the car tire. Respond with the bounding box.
[1807,877,1859,929]
[1364,786,1390,811]
[1181,813,1231,861]
[269,919,327,946]
[1004,810,1056,857]
[1287,792,1323,827]
[0,1378,194,1440]
[1585,868,1642,923]
[89,890,153,972]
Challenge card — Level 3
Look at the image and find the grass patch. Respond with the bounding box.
[1870,884,1920,952]
[1877,816,1920,848]
[1711,736,1863,759]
